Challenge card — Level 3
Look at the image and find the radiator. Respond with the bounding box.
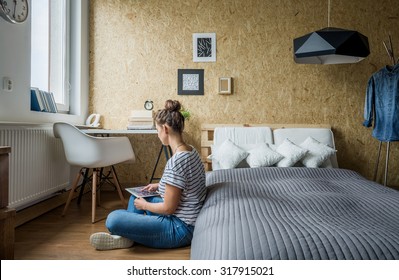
[0,124,70,210]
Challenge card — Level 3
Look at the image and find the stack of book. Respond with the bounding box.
[30,87,58,113]
[127,110,154,130]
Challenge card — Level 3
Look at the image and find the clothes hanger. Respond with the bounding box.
[383,35,396,65]
[388,35,399,65]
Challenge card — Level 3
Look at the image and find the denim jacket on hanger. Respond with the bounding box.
[363,63,399,142]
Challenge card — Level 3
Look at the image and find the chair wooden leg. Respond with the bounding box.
[62,171,82,217]
[77,168,89,205]
[92,169,98,223]
[111,166,127,208]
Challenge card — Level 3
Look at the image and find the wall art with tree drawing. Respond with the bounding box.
[193,33,216,62]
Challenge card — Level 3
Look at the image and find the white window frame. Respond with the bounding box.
[31,0,71,113]
[51,0,70,112]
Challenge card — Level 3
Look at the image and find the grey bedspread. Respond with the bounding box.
[190,167,399,260]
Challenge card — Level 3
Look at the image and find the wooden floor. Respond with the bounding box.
[14,190,191,260]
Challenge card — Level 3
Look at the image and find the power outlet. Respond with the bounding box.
[3,77,13,92]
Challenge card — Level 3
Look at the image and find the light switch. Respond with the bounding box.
[3,77,13,92]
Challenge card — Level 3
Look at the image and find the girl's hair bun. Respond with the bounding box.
[155,99,185,134]
[164,100,181,112]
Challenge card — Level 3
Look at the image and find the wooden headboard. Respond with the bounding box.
[201,123,332,171]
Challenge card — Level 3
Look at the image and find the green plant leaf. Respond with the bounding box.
[181,108,191,120]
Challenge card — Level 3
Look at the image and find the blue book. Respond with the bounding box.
[30,89,41,112]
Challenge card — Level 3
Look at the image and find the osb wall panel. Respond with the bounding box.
[89,0,399,188]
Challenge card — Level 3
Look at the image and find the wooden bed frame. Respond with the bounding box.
[200,123,332,171]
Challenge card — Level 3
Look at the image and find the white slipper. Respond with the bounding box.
[90,232,134,250]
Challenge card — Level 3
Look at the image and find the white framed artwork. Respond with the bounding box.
[193,33,216,62]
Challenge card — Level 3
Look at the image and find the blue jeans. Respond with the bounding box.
[105,196,194,249]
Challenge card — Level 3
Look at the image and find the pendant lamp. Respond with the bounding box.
[293,0,370,64]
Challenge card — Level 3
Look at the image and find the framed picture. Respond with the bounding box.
[219,77,232,95]
[193,33,216,62]
[178,69,204,95]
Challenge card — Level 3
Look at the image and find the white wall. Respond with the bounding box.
[0,0,89,125]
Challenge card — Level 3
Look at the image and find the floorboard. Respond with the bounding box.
[14,190,191,260]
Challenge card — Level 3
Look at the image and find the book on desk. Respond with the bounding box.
[127,110,154,130]
[127,125,155,130]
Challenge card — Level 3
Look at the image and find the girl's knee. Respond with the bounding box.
[105,210,124,231]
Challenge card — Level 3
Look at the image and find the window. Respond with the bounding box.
[31,0,70,112]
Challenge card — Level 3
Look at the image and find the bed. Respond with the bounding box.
[190,124,399,260]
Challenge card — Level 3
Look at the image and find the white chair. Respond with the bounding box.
[53,122,135,223]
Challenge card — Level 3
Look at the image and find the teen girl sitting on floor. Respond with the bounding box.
[89,100,206,250]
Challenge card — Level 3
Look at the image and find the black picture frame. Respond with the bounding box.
[177,69,204,95]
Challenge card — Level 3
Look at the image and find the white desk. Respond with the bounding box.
[81,129,171,183]
[80,128,158,135]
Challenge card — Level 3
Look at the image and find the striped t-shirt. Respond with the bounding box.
[158,147,206,226]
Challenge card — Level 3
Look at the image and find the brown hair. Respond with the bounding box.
[155,100,185,134]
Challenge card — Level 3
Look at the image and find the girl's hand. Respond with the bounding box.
[134,197,148,210]
[142,183,159,192]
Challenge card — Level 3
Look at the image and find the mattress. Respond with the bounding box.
[190,167,399,260]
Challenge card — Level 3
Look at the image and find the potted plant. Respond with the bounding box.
[180,107,191,121]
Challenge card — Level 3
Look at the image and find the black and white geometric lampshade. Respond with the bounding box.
[293,27,370,64]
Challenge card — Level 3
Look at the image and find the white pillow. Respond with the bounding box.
[246,143,284,168]
[275,138,308,167]
[213,139,249,169]
[299,137,336,168]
